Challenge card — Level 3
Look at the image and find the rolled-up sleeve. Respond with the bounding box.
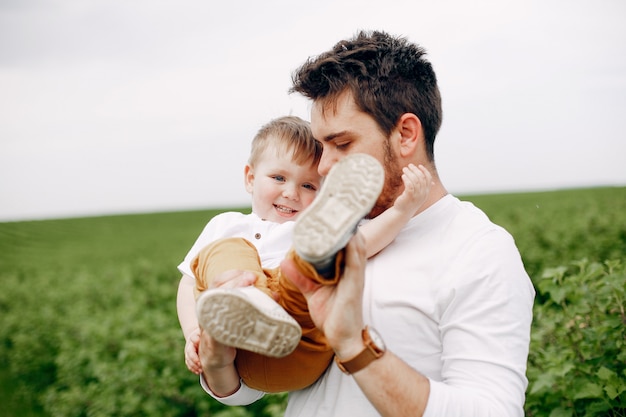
[200,374,265,406]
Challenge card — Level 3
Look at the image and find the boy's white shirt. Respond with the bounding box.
[177,211,295,277]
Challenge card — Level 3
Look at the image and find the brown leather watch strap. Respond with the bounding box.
[335,326,385,374]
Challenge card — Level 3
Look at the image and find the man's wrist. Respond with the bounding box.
[336,326,387,374]
[204,375,242,398]
[333,328,366,361]
[202,365,241,397]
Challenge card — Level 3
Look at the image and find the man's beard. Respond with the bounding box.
[367,140,404,219]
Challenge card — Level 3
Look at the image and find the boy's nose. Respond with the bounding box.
[282,185,299,201]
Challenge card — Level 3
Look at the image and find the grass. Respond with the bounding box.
[0,186,624,416]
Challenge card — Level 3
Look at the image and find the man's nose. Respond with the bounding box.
[318,151,339,177]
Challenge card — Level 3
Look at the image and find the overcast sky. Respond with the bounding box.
[1,0,625,222]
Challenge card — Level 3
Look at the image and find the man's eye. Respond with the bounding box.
[336,142,350,150]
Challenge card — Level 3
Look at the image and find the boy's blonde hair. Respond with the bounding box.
[249,116,322,168]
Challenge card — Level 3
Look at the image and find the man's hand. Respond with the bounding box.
[211,269,258,290]
[280,233,367,360]
[198,328,237,372]
[196,269,257,396]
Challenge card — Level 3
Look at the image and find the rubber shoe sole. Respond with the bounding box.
[293,153,384,266]
[196,286,302,358]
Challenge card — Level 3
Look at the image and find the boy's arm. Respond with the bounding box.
[177,274,203,374]
[360,164,433,257]
[177,274,199,340]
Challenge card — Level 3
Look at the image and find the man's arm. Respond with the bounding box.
[281,231,532,417]
[282,233,430,416]
[176,273,240,393]
[191,270,266,402]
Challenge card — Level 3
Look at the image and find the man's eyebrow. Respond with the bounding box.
[320,131,349,142]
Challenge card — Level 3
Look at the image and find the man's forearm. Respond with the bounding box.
[197,330,244,398]
[202,364,241,397]
[351,351,430,417]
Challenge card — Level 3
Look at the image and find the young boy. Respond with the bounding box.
[176,115,432,393]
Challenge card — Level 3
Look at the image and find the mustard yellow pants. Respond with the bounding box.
[190,237,344,392]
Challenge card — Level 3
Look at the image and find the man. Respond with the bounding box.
[198,30,535,417]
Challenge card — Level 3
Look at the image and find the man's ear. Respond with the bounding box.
[244,165,254,193]
[397,113,422,158]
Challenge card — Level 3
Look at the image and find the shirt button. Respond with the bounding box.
[254,233,261,240]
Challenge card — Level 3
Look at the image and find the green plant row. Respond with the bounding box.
[527,259,626,416]
[0,187,624,416]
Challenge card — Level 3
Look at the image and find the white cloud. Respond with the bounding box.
[1,0,625,221]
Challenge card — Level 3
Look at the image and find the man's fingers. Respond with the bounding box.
[280,258,321,299]
[211,270,257,289]
[198,329,237,368]
[344,233,367,274]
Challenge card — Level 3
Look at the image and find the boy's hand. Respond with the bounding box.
[394,164,433,213]
[184,327,203,375]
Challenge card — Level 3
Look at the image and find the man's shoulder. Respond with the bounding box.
[448,197,510,235]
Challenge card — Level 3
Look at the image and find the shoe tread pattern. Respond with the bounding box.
[197,290,301,358]
[294,154,384,262]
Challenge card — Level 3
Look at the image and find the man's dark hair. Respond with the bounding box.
[291,30,442,161]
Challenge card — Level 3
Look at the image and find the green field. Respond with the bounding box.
[1,187,624,416]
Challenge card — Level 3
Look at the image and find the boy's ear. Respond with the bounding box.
[244,165,254,193]
[396,113,422,158]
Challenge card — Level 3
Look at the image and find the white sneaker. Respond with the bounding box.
[196,286,302,358]
[293,153,384,273]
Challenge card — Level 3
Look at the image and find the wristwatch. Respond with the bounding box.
[336,326,386,374]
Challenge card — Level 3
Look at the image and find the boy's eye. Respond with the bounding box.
[302,183,317,191]
[272,175,285,182]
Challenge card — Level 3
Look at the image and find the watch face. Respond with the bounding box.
[368,327,386,351]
